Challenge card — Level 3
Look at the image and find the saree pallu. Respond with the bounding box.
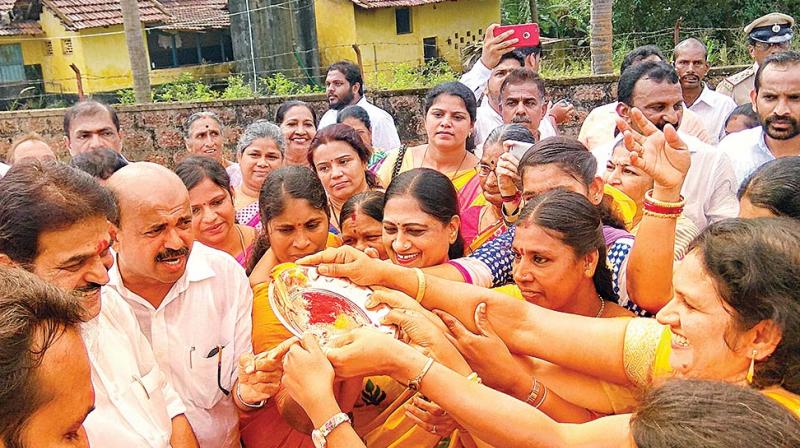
[451,169,486,250]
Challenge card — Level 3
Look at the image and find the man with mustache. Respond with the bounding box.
[591,61,739,229]
[0,161,198,447]
[717,13,794,105]
[718,51,800,186]
[674,38,736,143]
[578,45,713,150]
[497,68,548,140]
[318,61,402,151]
[106,162,257,448]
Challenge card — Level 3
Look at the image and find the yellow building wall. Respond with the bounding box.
[352,0,499,74]
[38,7,84,94]
[78,25,137,93]
[0,36,46,66]
[314,0,359,67]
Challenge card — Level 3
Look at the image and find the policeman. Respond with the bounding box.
[716,13,794,105]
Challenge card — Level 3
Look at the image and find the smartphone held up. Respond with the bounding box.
[492,23,540,49]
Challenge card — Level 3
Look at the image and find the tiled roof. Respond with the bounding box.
[42,0,171,31]
[159,0,229,30]
[350,0,445,9]
[0,19,42,35]
[0,0,44,35]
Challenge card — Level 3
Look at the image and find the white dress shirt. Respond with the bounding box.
[685,83,737,143]
[82,288,186,448]
[319,96,402,151]
[107,242,253,448]
[0,162,9,177]
[592,132,739,230]
[716,126,781,187]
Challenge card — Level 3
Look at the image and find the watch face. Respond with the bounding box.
[312,429,326,448]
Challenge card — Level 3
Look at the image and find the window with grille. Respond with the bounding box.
[61,38,73,55]
[0,44,26,84]
[45,40,53,55]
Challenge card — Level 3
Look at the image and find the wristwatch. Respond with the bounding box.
[312,412,351,448]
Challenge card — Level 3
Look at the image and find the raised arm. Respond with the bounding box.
[618,109,690,313]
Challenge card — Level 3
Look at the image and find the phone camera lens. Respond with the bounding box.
[523,32,530,39]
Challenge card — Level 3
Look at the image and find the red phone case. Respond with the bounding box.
[493,23,541,48]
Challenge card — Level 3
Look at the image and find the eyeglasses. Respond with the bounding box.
[191,345,230,396]
[752,41,791,52]
[477,163,496,178]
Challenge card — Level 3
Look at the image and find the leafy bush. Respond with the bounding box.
[259,73,323,96]
[154,73,218,102]
[220,75,255,100]
[366,60,457,90]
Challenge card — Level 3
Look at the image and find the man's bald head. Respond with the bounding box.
[107,162,189,227]
[674,38,708,60]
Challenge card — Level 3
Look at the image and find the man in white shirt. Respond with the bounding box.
[0,161,198,447]
[673,38,737,143]
[318,61,402,151]
[579,45,714,150]
[460,24,562,148]
[106,162,255,448]
[591,61,738,229]
[718,51,800,186]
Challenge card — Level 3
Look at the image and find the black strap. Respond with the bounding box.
[390,145,408,183]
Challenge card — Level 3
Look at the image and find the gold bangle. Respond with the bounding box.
[644,189,686,208]
[642,209,681,219]
[413,268,426,303]
[408,356,434,391]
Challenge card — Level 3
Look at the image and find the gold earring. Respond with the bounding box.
[746,349,757,384]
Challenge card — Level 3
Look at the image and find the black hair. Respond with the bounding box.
[328,61,364,96]
[424,81,477,151]
[336,105,372,130]
[68,147,128,180]
[499,68,545,101]
[384,168,465,259]
[687,217,800,394]
[631,379,800,447]
[174,155,232,193]
[247,166,329,273]
[724,103,760,130]
[63,100,120,136]
[0,161,116,266]
[620,45,665,74]
[518,189,618,302]
[275,100,318,126]
[504,49,528,65]
[738,157,800,219]
[519,137,627,231]
[340,190,385,229]
[755,50,800,92]
[618,61,679,106]
[0,267,85,446]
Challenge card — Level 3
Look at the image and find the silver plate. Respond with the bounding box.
[268,264,395,343]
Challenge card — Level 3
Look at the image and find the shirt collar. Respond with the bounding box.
[107,242,216,310]
[694,83,715,107]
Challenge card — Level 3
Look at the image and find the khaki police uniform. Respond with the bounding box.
[717,12,795,105]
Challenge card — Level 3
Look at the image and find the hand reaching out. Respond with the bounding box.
[615,108,691,195]
[238,336,297,405]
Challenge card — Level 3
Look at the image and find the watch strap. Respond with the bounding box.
[319,412,351,438]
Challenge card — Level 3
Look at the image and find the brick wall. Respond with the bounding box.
[0,66,743,165]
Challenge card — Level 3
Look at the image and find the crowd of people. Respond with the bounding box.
[1,11,800,448]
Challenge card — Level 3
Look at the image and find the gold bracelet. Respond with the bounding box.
[642,209,681,219]
[644,189,686,208]
[413,268,426,303]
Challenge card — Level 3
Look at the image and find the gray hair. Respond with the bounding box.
[236,120,286,155]
[484,124,536,148]
[185,111,223,138]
